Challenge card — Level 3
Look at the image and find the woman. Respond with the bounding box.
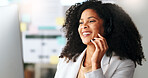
[54,0,145,78]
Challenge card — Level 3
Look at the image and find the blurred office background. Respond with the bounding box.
[0,0,147,78]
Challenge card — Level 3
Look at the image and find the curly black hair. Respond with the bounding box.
[59,0,145,66]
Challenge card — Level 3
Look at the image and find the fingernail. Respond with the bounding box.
[92,39,95,41]
[98,34,101,36]
[90,39,95,42]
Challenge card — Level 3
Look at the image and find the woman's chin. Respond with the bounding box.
[82,40,91,45]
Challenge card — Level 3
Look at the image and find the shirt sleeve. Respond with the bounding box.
[84,59,135,78]
[84,68,105,78]
[111,60,135,78]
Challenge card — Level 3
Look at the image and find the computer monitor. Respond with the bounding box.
[0,4,24,78]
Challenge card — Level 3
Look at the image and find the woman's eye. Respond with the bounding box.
[89,20,96,23]
[79,22,83,24]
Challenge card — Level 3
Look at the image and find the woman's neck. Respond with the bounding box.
[86,44,95,58]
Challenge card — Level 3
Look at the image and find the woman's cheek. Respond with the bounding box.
[78,27,81,36]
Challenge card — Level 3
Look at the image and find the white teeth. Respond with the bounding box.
[83,32,91,35]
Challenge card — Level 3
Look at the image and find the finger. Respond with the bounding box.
[102,38,108,50]
[94,38,104,49]
[100,38,108,51]
[91,39,100,62]
[94,39,104,52]
[91,39,104,64]
[94,39,108,61]
[91,39,100,51]
[97,34,109,50]
[98,33,103,38]
[94,38,108,53]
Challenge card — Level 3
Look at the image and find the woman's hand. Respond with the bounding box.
[90,34,108,71]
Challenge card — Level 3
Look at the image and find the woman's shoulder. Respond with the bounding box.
[101,54,135,78]
[58,57,75,66]
[102,53,135,69]
[109,55,135,69]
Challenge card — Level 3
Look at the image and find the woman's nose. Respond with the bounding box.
[80,22,88,29]
[83,24,88,29]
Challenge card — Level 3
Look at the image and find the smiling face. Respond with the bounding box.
[78,9,104,45]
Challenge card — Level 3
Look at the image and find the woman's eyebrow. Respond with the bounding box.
[88,16,98,19]
[80,16,98,20]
